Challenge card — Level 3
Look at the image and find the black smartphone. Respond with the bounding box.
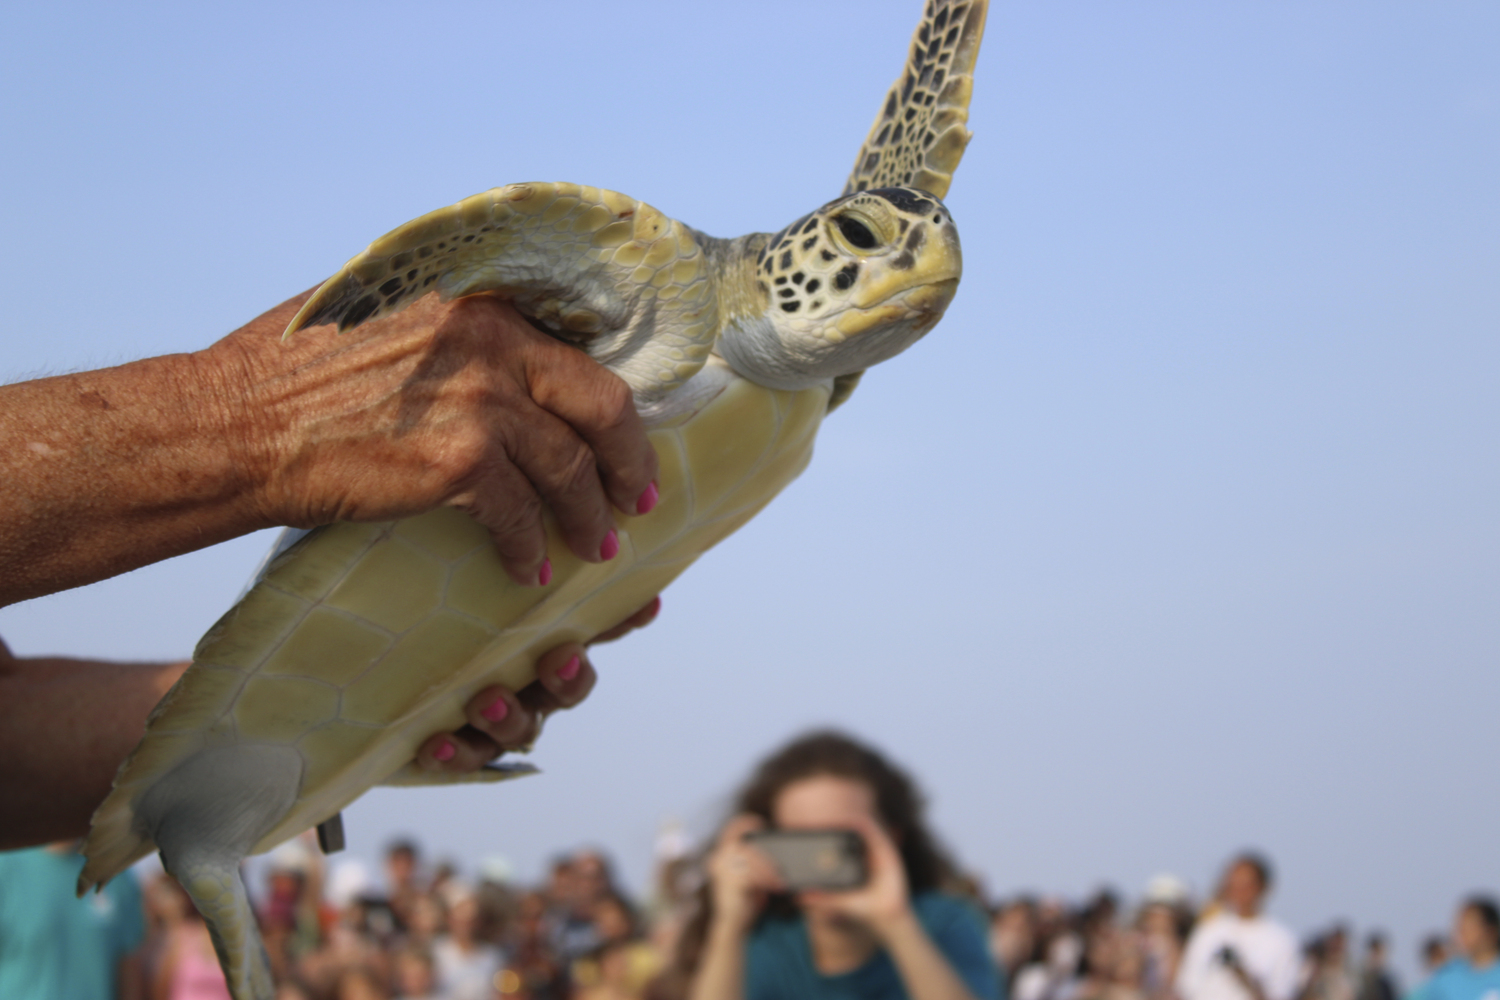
[743,829,868,891]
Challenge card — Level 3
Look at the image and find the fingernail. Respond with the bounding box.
[433,739,456,763]
[647,595,662,619]
[599,529,619,561]
[481,696,509,723]
[636,482,659,515]
[558,654,581,682]
[537,558,552,587]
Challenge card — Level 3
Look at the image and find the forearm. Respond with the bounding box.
[878,910,982,1000]
[0,644,187,849]
[0,343,265,608]
[689,921,750,1000]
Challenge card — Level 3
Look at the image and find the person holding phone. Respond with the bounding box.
[673,731,1000,1000]
[1175,854,1300,1000]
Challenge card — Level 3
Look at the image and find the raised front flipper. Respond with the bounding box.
[831,0,988,409]
[842,0,989,201]
[285,182,719,403]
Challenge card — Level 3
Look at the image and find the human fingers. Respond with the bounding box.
[450,456,551,586]
[416,727,502,773]
[522,333,659,517]
[505,406,619,565]
[588,596,662,645]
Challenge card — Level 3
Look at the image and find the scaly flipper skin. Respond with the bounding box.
[832,0,988,408]
[286,182,718,403]
[843,0,989,200]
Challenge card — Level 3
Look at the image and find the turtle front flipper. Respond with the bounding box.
[842,0,989,201]
[829,0,988,409]
[285,182,719,404]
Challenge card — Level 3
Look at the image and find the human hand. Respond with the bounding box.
[206,289,659,586]
[413,596,661,771]
[797,813,913,938]
[705,814,784,936]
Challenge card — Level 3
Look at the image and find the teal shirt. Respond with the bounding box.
[746,892,1002,1000]
[1423,959,1500,1000]
[0,847,146,1000]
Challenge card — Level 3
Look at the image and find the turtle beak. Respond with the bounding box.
[849,219,963,313]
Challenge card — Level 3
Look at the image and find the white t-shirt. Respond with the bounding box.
[1176,911,1302,1000]
[432,937,505,1000]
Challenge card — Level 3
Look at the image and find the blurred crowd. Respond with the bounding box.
[3,833,1494,1000]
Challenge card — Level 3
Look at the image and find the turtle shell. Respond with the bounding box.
[80,360,829,889]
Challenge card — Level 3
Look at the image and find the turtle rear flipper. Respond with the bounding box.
[143,745,303,1000]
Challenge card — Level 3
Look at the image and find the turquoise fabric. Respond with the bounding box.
[745,892,1002,1000]
[1423,959,1500,1000]
[0,846,146,1000]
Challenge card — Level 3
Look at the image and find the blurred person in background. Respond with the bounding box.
[1406,937,1453,1000]
[1355,933,1398,1000]
[990,897,1039,991]
[262,838,333,984]
[433,889,506,1000]
[1137,876,1195,1000]
[1176,853,1299,1000]
[392,946,442,1000]
[1300,925,1355,1000]
[385,840,427,932]
[672,730,1000,1000]
[1418,897,1500,1000]
[149,877,231,1000]
[0,840,147,1000]
[512,890,569,1000]
[336,964,393,1000]
[573,892,661,1000]
[1012,907,1083,1000]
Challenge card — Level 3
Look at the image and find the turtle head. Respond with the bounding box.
[719,186,962,391]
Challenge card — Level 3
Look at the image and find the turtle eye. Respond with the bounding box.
[834,215,879,251]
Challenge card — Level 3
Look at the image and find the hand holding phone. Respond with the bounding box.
[743,829,869,892]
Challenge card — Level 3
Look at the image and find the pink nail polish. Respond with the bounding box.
[599,529,619,561]
[558,654,582,682]
[537,558,552,587]
[481,696,509,723]
[636,482,659,515]
[433,740,456,762]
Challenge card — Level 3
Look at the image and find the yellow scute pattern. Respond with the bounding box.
[232,675,341,744]
[323,537,447,632]
[340,613,495,726]
[259,607,391,687]
[297,722,385,792]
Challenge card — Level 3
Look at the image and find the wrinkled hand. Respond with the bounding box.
[414,596,661,772]
[798,813,913,938]
[209,290,658,586]
[705,814,785,935]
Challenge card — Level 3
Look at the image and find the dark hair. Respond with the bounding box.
[1464,896,1500,942]
[1230,851,1274,892]
[657,731,958,997]
[386,838,419,860]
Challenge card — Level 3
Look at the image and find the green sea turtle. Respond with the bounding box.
[79,1,988,996]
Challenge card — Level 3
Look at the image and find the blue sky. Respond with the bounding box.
[2,1,1497,980]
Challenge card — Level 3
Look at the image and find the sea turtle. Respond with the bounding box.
[79,1,988,996]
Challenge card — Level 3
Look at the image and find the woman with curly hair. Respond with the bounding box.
[668,730,999,1000]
